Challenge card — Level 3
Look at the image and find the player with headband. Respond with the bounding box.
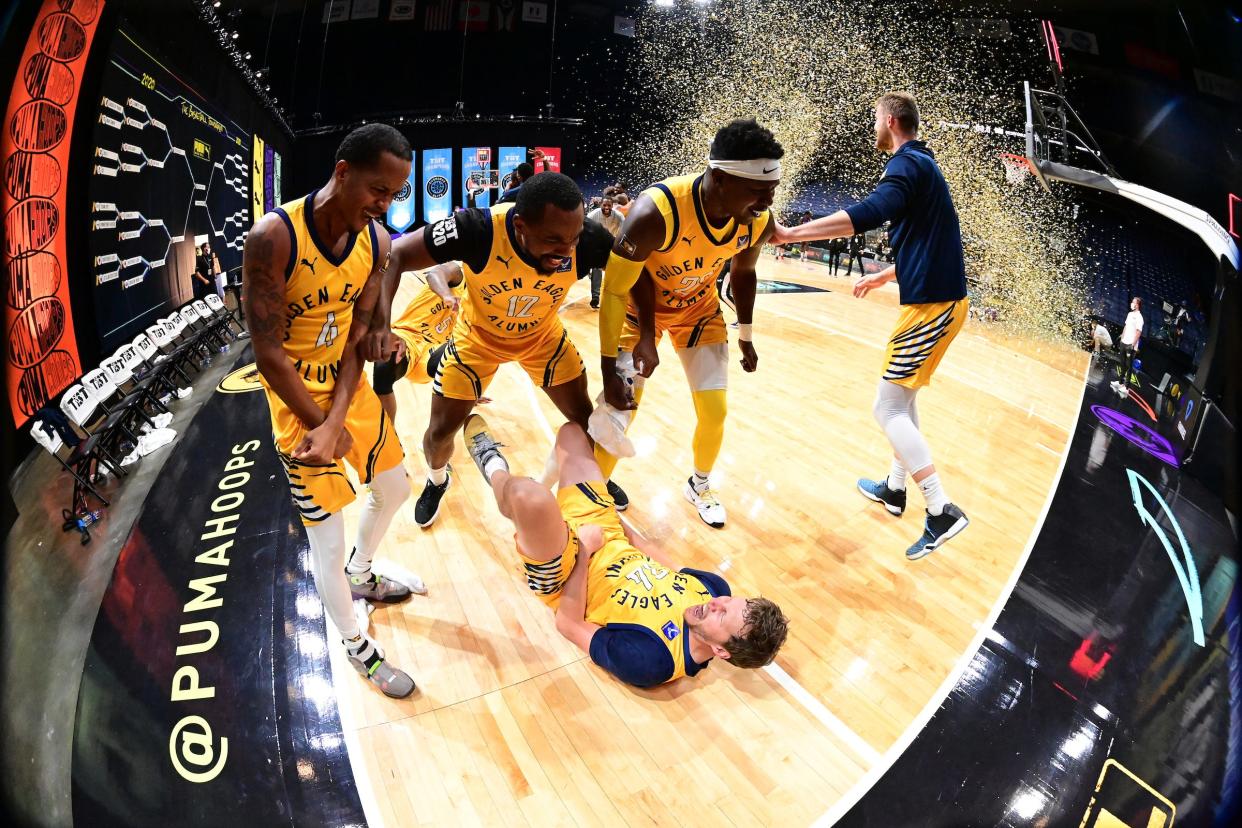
[594,119,782,528]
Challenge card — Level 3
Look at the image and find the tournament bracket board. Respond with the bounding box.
[88,26,252,351]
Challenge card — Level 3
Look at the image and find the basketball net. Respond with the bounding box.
[1000,153,1032,186]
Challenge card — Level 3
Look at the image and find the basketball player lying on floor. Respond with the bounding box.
[460,414,789,687]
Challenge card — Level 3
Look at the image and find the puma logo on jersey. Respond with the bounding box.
[680,235,695,247]
[300,257,318,274]
[495,254,512,268]
[430,218,458,247]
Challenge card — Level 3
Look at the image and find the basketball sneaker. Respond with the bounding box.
[463,414,509,480]
[905,503,970,561]
[684,478,726,528]
[607,480,629,511]
[346,636,415,699]
[348,570,413,603]
[857,477,907,516]
[414,466,452,528]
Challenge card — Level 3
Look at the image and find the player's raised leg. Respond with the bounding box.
[462,414,570,563]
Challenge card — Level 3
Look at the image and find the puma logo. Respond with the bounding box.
[495,254,513,268]
[680,235,694,247]
[300,257,318,275]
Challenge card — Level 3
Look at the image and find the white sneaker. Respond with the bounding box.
[684,478,726,528]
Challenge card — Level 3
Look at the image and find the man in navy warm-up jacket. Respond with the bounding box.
[772,91,971,561]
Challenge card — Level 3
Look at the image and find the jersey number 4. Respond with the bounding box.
[506,295,539,318]
[315,311,339,347]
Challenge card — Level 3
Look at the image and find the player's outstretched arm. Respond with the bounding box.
[600,194,665,407]
[853,264,897,299]
[772,210,855,245]
[554,525,604,653]
[244,215,326,431]
[425,261,464,310]
[364,225,442,360]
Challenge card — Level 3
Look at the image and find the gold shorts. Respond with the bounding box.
[517,480,630,610]
[619,300,727,353]
[882,298,968,389]
[434,320,584,401]
[394,331,434,385]
[264,377,404,524]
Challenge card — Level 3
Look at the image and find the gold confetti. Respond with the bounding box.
[590,1,1085,342]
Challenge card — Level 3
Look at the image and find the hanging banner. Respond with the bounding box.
[263,143,277,212]
[390,0,417,20]
[498,145,525,191]
[534,146,562,174]
[272,150,283,205]
[460,146,491,209]
[252,134,266,222]
[387,162,419,232]
[421,147,452,223]
[4,0,105,427]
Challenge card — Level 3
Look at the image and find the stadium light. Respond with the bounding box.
[655,0,674,7]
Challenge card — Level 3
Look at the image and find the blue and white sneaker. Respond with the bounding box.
[906,503,969,560]
[857,477,907,516]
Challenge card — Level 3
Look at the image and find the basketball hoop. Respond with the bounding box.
[1000,152,1034,186]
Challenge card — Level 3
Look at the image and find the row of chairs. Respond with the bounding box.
[30,294,245,517]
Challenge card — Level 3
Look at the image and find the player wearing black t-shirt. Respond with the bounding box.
[375,173,629,526]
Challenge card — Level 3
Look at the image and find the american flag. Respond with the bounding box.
[424,0,453,31]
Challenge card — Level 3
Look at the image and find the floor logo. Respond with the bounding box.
[217,362,264,394]
[1081,758,1176,827]
[1127,469,1204,647]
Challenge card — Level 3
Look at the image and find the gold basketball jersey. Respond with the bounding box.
[460,203,578,339]
[273,190,378,390]
[586,545,718,683]
[640,173,771,312]
[392,273,466,347]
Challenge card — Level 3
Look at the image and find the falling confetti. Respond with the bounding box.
[583,0,1087,342]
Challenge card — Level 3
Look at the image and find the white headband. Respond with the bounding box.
[707,157,782,181]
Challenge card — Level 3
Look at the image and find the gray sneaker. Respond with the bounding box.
[346,637,416,698]
[462,414,509,480]
[348,570,412,603]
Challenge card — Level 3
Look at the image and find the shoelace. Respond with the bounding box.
[695,487,721,508]
[469,433,505,462]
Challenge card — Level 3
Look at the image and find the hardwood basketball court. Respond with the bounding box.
[327,253,1087,826]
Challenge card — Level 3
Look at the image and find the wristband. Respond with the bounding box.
[738,324,753,341]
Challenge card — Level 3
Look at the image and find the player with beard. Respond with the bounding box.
[375,173,630,526]
[458,413,789,687]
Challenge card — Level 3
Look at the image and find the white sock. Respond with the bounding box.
[483,455,508,483]
[918,473,948,516]
[348,465,409,575]
[427,465,448,486]
[887,457,907,492]
[691,469,710,492]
